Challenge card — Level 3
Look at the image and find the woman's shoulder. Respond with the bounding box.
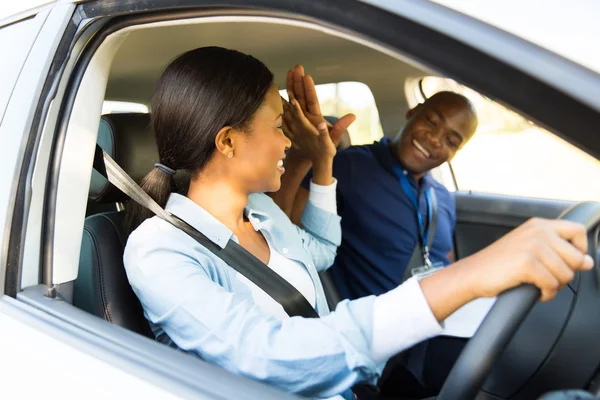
[124,216,205,272]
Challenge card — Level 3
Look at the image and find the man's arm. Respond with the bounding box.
[291,186,310,226]
[269,154,311,219]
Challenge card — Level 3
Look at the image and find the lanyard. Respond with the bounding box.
[392,166,433,267]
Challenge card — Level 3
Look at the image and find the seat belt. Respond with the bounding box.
[400,188,439,283]
[93,144,319,319]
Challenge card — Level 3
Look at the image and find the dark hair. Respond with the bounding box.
[126,47,274,233]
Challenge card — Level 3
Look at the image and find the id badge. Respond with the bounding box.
[411,262,444,279]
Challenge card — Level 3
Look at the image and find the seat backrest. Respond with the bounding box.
[74,113,155,338]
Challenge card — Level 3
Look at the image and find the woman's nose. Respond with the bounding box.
[284,134,292,150]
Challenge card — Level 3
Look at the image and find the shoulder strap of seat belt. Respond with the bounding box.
[400,188,439,283]
[93,144,319,319]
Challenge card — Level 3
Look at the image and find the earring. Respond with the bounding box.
[228,151,233,159]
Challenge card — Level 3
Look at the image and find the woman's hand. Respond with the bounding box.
[421,218,594,322]
[467,218,593,301]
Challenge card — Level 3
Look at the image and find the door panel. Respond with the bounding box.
[453,191,575,259]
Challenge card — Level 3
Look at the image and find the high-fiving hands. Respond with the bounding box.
[282,65,356,162]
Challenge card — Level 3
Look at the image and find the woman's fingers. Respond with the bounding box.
[528,260,561,302]
[549,233,593,272]
[551,219,589,255]
[317,122,328,138]
[537,241,575,287]
[519,219,593,301]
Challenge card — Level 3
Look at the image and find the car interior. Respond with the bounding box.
[16,9,600,400]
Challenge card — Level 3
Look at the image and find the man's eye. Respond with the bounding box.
[447,137,458,148]
[427,116,436,126]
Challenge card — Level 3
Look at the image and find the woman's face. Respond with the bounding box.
[234,84,291,193]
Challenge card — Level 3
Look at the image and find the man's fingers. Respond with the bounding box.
[329,114,356,146]
[304,75,322,116]
[282,119,294,140]
[286,70,295,102]
[335,113,356,131]
[293,65,307,111]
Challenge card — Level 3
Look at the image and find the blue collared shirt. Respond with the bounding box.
[304,137,456,300]
[123,193,382,398]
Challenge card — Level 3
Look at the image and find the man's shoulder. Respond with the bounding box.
[333,143,383,174]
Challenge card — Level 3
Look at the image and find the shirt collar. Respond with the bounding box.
[371,136,435,191]
[165,193,274,249]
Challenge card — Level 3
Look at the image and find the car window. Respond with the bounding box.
[407,76,600,201]
[102,101,148,114]
[0,16,40,125]
[280,81,384,145]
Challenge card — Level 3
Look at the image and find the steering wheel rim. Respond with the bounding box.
[437,202,600,400]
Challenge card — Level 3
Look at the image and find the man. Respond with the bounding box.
[271,65,478,397]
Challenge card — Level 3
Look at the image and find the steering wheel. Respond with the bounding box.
[437,202,600,400]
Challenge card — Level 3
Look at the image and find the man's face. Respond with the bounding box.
[396,94,477,176]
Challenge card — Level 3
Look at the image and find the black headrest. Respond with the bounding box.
[90,113,157,203]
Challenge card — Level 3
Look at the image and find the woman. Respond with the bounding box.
[123,47,592,400]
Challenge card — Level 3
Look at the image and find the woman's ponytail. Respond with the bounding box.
[125,167,176,234]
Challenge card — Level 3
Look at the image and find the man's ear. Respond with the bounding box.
[406,104,421,119]
[214,126,238,157]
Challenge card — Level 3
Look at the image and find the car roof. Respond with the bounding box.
[5,0,599,76]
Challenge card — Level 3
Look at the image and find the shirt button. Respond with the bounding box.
[282,248,289,254]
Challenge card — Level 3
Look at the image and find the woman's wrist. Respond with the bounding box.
[311,156,334,186]
[419,257,480,322]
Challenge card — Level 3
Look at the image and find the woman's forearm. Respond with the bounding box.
[419,256,480,322]
[311,156,334,186]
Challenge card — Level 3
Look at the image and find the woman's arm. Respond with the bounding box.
[125,216,591,398]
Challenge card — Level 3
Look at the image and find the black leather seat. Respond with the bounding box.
[74,113,157,338]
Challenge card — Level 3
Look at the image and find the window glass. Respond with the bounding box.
[280,81,383,145]
[412,76,600,201]
[102,101,149,114]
